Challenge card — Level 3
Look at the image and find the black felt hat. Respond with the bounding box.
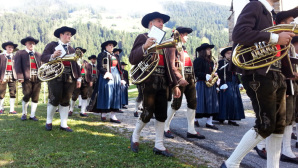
[101,40,117,51]
[141,12,170,28]
[54,26,76,38]
[276,8,298,24]
[2,41,18,50]
[292,36,298,44]
[176,26,193,34]
[196,43,215,52]
[113,48,122,54]
[21,36,39,45]
[220,46,233,57]
[75,47,87,53]
[88,55,97,60]
[121,62,128,66]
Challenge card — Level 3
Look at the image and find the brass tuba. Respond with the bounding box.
[38,48,83,82]
[232,23,298,70]
[205,56,219,87]
[130,30,182,84]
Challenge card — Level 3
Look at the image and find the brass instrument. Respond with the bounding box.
[38,48,83,82]
[205,56,218,87]
[130,30,182,84]
[232,23,298,70]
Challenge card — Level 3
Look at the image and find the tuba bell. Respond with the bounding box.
[232,23,298,70]
[130,30,182,84]
[38,48,83,82]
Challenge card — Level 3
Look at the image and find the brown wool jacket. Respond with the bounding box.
[230,1,294,78]
[0,53,17,80]
[41,41,81,79]
[81,60,92,83]
[14,50,42,80]
[129,33,178,87]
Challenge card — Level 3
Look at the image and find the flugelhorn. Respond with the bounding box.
[38,48,83,82]
[130,30,182,84]
[232,23,298,70]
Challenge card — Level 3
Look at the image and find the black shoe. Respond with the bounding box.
[206,123,218,130]
[280,154,298,164]
[68,111,73,116]
[110,119,121,123]
[254,146,267,159]
[153,148,173,157]
[117,110,124,113]
[228,120,239,126]
[80,113,88,117]
[21,114,27,121]
[134,112,139,117]
[220,162,227,168]
[194,121,200,127]
[218,120,224,124]
[45,123,52,131]
[29,116,39,121]
[187,132,205,139]
[101,116,106,122]
[130,135,139,153]
[122,106,128,109]
[291,133,297,140]
[78,106,81,108]
[296,142,298,148]
[164,130,174,139]
[60,126,73,132]
[55,108,59,112]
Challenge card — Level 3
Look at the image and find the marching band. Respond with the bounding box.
[0,1,298,167]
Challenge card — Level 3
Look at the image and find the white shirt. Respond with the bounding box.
[259,0,279,44]
[25,48,35,54]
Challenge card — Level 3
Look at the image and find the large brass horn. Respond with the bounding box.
[38,48,83,82]
[130,30,182,84]
[232,23,298,70]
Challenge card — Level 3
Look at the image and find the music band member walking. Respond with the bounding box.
[41,26,82,132]
[0,41,18,115]
[221,0,295,167]
[164,26,205,139]
[15,36,42,121]
[129,11,181,157]
[193,43,219,130]
[120,61,129,109]
[69,47,92,117]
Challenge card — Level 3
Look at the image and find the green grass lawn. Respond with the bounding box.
[0,104,195,168]
[128,85,138,99]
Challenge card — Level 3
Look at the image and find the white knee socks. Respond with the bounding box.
[46,103,57,124]
[282,125,296,158]
[132,118,147,142]
[186,108,197,134]
[59,105,69,128]
[225,129,264,168]
[155,120,166,150]
[22,101,29,115]
[30,102,38,118]
[9,98,15,112]
[266,134,283,168]
[164,106,176,132]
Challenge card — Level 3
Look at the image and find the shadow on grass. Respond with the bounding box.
[0,104,195,168]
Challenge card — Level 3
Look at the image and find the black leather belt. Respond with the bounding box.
[152,66,165,76]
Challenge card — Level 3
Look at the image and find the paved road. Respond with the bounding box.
[167,93,298,168]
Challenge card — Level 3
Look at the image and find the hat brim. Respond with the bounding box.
[220,47,233,57]
[141,12,170,28]
[113,49,122,53]
[54,26,76,38]
[176,27,193,34]
[88,55,97,60]
[2,42,18,50]
[101,40,117,51]
[276,8,298,24]
[21,37,39,45]
[196,44,215,52]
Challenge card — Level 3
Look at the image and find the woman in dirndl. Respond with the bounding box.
[193,43,219,130]
[216,46,245,126]
[88,40,125,123]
